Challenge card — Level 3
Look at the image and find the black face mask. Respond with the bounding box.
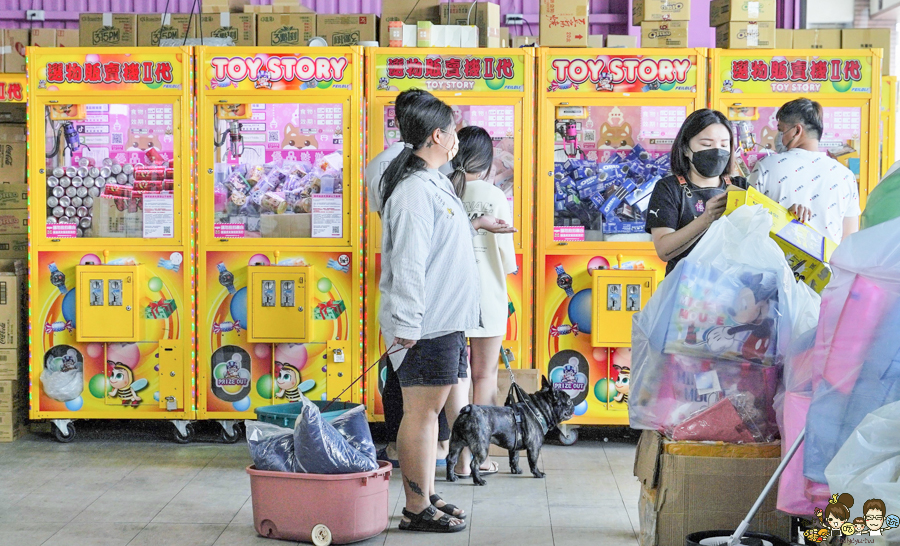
[689,147,731,178]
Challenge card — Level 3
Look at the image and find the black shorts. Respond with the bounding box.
[396,332,468,387]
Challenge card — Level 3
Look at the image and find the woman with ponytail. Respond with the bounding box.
[445,126,517,479]
[378,93,514,533]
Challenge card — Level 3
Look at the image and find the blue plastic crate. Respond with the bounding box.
[254,401,359,428]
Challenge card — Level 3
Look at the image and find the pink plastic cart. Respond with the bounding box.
[247,461,392,545]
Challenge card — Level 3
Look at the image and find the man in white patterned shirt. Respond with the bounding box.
[748,98,860,242]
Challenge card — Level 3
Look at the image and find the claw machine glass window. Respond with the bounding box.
[43,103,177,239]
[211,102,345,239]
[383,103,517,213]
[552,104,686,242]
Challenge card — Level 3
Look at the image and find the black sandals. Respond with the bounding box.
[430,494,467,519]
[399,505,467,533]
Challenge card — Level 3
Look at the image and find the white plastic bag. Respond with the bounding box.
[40,349,84,402]
[825,400,900,544]
[630,205,820,439]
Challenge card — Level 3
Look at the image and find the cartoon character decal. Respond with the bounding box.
[613,365,630,403]
[863,498,898,536]
[377,76,390,90]
[254,70,272,90]
[127,130,162,152]
[281,124,319,150]
[692,273,777,363]
[722,80,734,93]
[759,126,778,150]
[561,364,578,384]
[275,361,302,402]
[598,122,634,149]
[107,361,148,407]
[596,72,614,92]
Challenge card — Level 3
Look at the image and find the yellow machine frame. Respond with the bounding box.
[363,47,536,421]
[195,47,364,431]
[27,47,196,439]
[535,48,706,433]
[709,48,883,208]
[882,75,897,176]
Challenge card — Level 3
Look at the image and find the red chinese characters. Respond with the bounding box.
[42,60,175,85]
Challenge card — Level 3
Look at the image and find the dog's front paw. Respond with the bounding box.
[531,470,545,479]
[473,476,487,486]
[510,465,522,475]
[447,471,459,483]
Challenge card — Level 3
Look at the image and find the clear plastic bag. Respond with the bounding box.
[329,404,377,463]
[293,397,378,475]
[246,421,300,473]
[40,349,84,402]
[825,400,900,544]
[630,205,820,442]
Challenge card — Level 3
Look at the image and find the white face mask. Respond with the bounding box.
[775,126,796,154]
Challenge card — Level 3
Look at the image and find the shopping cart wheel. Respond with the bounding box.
[53,421,76,443]
[311,524,333,546]
[558,428,578,446]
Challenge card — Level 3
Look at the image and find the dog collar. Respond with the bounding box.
[520,401,550,436]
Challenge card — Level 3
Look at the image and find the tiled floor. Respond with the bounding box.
[0,423,641,546]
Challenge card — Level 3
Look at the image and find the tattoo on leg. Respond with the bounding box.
[405,476,425,497]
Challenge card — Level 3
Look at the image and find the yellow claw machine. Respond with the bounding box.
[709,48,882,208]
[28,47,196,442]
[881,75,897,177]
[195,47,364,440]
[364,48,536,421]
[536,49,707,443]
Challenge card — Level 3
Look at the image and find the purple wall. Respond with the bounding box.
[0,0,795,46]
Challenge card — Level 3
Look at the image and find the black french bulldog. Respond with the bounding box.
[446,376,575,486]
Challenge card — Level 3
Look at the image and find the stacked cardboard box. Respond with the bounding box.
[200,12,257,46]
[441,2,501,48]
[381,0,440,47]
[634,430,790,546]
[78,13,138,47]
[202,0,250,13]
[711,0,776,49]
[0,259,26,442]
[842,28,891,76]
[541,0,589,47]
[137,14,198,46]
[0,29,28,73]
[792,28,841,49]
[0,125,27,260]
[634,0,691,48]
[317,14,378,46]
[257,13,316,46]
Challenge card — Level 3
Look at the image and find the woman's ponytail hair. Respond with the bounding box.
[380,94,454,206]
[448,126,494,198]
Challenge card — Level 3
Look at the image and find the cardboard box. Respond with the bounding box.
[137,14,197,47]
[0,410,26,442]
[792,28,841,50]
[199,13,256,46]
[317,14,378,46]
[499,27,509,48]
[0,125,26,185]
[1,30,28,73]
[244,5,274,13]
[709,0,777,26]
[607,34,639,48]
[715,21,775,49]
[0,381,23,412]
[380,0,441,47]
[441,2,501,48]
[0,348,22,381]
[30,28,57,48]
[587,35,604,48]
[633,0,691,24]
[0,184,27,210]
[79,13,138,47]
[0,235,28,259]
[55,29,79,47]
[257,14,316,46]
[775,28,793,48]
[202,0,248,12]
[0,105,25,125]
[843,28,891,75]
[416,22,472,47]
[725,186,837,293]
[0,210,27,236]
[634,431,790,546]
[641,21,688,48]
[541,0,589,47]
[271,0,314,13]
[512,35,538,47]
[389,21,417,47]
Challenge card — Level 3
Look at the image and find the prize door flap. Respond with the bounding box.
[158,339,182,411]
[326,340,352,403]
[590,271,655,348]
[75,265,140,343]
[246,266,311,344]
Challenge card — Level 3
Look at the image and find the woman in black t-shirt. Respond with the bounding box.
[645,109,750,275]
